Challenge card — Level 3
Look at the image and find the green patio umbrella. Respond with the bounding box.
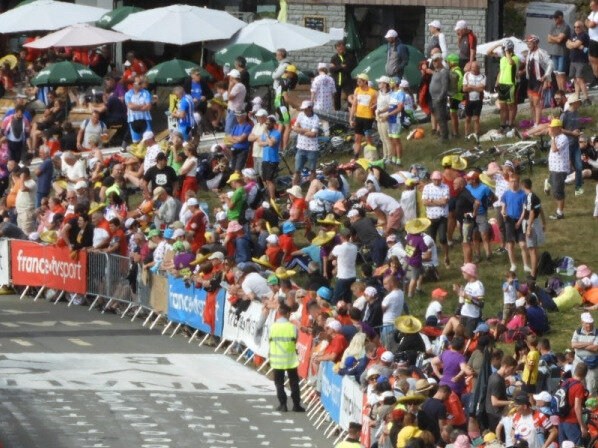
[31,61,102,87]
[215,43,276,69]
[17,0,36,6]
[248,60,310,87]
[145,59,212,85]
[352,44,425,88]
[96,6,143,30]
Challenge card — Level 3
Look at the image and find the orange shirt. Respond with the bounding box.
[6,179,22,209]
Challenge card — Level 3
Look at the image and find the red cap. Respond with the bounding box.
[392,409,406,421]
[431,288,448,298]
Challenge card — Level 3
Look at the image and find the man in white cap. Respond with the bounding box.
[571,312,598,395]
[423,170,451,267]
[247,108,268,177]
[225,69,246,134]
[124,75,152,143]
[355,187,403,236]
[185,197,208,252]
[312,319,348,366]
[425,20,447,58]
[310,62,336,116]
[141,130,163,174]
[455,20,477,69]
[292,100,320,185]
[385,29,409,83]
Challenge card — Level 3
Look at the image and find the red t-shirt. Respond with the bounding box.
[265,246,282,268]
[290,198,307,221]
[278,234,297,263]
[323,333,348,363]
[186,210,207,252]
[563,379,587,423]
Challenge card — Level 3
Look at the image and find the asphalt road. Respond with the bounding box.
[0,295,330,448]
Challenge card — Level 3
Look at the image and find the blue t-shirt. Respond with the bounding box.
[314,188,344,204]
[177,94,194,128]
[301,244,322,266]
[190,81,203,101]
[466,183,493,215]
[501,189,526,219]
[4,108,32,122]
[262,129,281,163]
[388,90,405,124]
[526,305,549,334]
[37,158,53,195]
[231,122,253,151]
[235,234,252,264]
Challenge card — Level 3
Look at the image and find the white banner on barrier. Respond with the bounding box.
[222,298,275,358]
[0,239,10,285]
[339,377,364,431]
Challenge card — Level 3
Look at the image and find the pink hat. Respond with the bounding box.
[577,264,592,279]
[430,170,442,180]
[227,220,243,233]
[453,435,472,448]
[461,262,478,278]
[485,161,501,176]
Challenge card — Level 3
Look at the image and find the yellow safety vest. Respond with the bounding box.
[335,440,363,448]
[268,321,299,370]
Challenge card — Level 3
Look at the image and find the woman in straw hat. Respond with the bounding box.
[393,315,429,365]
[404,217,431,298]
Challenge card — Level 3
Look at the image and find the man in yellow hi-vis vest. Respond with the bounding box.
[268,303,304,412]
[334,422,364,448]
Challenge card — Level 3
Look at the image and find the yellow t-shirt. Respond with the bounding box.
[397,425,422,448]
[354,86,377,119]
[522,349,540,385]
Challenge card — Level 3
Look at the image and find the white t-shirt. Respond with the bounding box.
[61,156,86,183]
[589,11,598,41]
[144,144,164,173]
[400,189,417,224]
[461,280,485,318]
[513,413,541,448]
[366,192,401,216]
[353,295,367,311]
[382,289,404,325]
[422,233,438,267]
[180,155,197,178]
[463,72,486,102]
[251,122,267,158]
[331,242,358,279]
[425,300,443,320]
[82,119,107,148]
[503,282,517,304]
[387,242,407,262]
[93,227,110,249]
[15,179,37,212]
[241,272,271,299]
[422,183,449,219]
[548,133,569,173]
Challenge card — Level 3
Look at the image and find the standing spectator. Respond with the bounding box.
[225,69,246,135]
[429,54,450,142]
[404,218,430,298]
[329,41,357,111]
[425,20,447,57]
[571,312,598,395]
[501,174,530,273]
[362,286,383,331]
[292,101,320,185]
[521,178,545,279]
[586,0,598,87]
[446,54,464,138]
[271,48,290,88]
[422,171,451,267]
[229,111,253,173]
[349,73,377,159]
[567,21,591,104]
[170,86,195,141]
[376,76,393,162]
[34,146,52,208]
[524,35,553,127]
[153,187,180,229]
[455,20,477,70]
[184,68,212,117]
[259,115,281,200]
[234,56,250,107]
[77,110,107,150]
[2,105,30,162]
[463,61,485,138]
[560,93,583,196]
[124,76,152,144]
[310,63,336,115]
[384,29,409,83]
[248,109,268,177]
[142,152,178,198]
[15,167,36,235]
[274,64,298,152]
[453,176,480,264]
[547,10,571,92]
[387,79,405,165]
[511,393,558,448]
[488,40,519,131]
[546,118,569,219]
[466,171,495,261]
[485,355,518,431]
[557,362,589,445]
[431,337,467,393]
[330,228,358,303]
[380,275,404,348]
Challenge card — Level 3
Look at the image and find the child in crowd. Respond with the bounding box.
[425,287,448,326]
[521,334,539,400]
[351,281,367,311]
[502,271,519,323]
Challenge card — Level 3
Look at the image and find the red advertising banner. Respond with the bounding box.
[11,241,87,294]
[361,394,371,447]
[296,331,313,379]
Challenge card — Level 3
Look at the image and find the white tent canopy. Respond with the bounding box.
[24,23,129,49]
[113,4,245,46]
[477,37,528,60]
[227,18,333,52]
[0,0,108,34]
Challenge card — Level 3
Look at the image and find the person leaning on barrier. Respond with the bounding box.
[268,303,305,413]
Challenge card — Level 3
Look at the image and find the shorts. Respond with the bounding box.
[549,171,567,200]
[523,218,545,248]
[460,316,480,338]
[550,54,567,74]
[295,149,318,173]
[448,197,457,212]
[449,98,461,113]
[497,84,516,104]
[386,208,404,232]
[591,40,598,58]
[462,218,476,243]
[354,117,374,135]
[465,100,483,117]
[504,216,525,243]
[261,161,279,181]
[475,213,490,234]
[388,121,401,138]
[502,302,516,322]
[276,105,290,125]
[129,120,152,143]
[569,62,588,79]
[406,264,422,281]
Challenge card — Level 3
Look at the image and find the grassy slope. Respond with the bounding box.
[194,104,598,352]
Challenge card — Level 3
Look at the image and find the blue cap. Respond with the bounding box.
[345,356,357,367]
[377,375,389,384]
[473,322,490,334]
[317,286,332,301]
[163,228,174,239]
[281,222,296,234]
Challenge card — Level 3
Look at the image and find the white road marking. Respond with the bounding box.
[0,322,19,328]
[68,338,92,347]
[10,339,33,347]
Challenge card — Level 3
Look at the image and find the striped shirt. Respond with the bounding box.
[124,88,152,123]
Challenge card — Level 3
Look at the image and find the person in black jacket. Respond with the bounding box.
[329,41,357,111]
[363,286,383,332]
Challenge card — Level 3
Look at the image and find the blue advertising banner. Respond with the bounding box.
[320,361,342,423]
[167,275,226,337]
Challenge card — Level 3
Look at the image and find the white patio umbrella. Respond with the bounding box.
[0,0,108,34]
[477,36,528,60]
[113,4,245,46]
[228,18,333,52]
[23,23,129,49]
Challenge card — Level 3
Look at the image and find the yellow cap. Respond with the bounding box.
[285,64,298,74]
[549,118,563,128]
[227,172,243,183]
[356,73,369,81]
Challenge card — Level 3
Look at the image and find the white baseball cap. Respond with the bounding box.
[532,391,552,403]
[242,168,256,178]
[142,130,154,141]
[355,188,369,199]
[347,209,359,219]
[364,286,378,297]
[124,218,136,229]
[317,62,328,70]
[228,69,241,79]
[173,228,186,239]
[385,29,398,39]
[428,20,442,29]
[186,198,199,206]
[381,351,394,363]
[300,100,314,110]
[454,20,467,31]
[252,96,263,104]
[376,75,391,84]
[209,251,225,261]
[255,108,268,117]
[582,312,595,324]
[74,180,87,190]
[399,79,409,88]
[215,211,227,221]
[266,234,279,245]
[326,319,342,332]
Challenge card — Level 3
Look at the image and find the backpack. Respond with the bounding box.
[550,379,581,417]
[537,251,557,276]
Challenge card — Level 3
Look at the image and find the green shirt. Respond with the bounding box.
[450,66,464,101]
[227,187,247,221]
[168,150,183,175]
[498,55,519,85]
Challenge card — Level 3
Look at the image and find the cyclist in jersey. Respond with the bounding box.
[487,39,519,132]
[349,73,377,160]
[274,65,298,153]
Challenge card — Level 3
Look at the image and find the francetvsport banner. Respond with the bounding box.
[339,377,363,431]
[0,239,10,285]
[320,361,343,424]
[11,240,87,294]
[221,297,275,358]
[296,330,313,380]
[167,275,226,336]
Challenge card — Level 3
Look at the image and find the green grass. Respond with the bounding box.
[195,105,598,353]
